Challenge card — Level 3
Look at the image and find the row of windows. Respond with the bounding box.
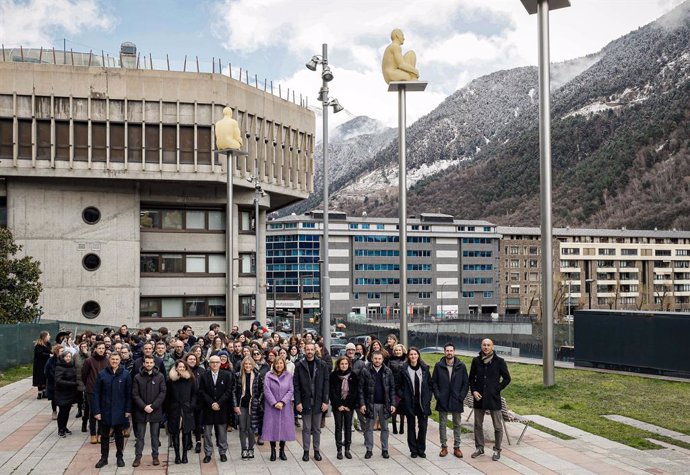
[462,238,492,244]
[463,277,494,284]
[353,277,433,286]
[266,263,320,271]
[562,247,689,257]
[267,257,319,265]
[267,235,320,242]
[267,249,320,257]
[267,272,319,280]
[353,263,432,271]
[353,235,432,243]
[267,277,320,286]
[140,253,226,274]
[141,296,225,319]
[349,223,386,230]
[462,291,494,298]
[352,249,432,257]
[353,292,400,300]
[463,250,493,257]
[463,264,493,271]
[268,242,319,250]
[140,209,225,231]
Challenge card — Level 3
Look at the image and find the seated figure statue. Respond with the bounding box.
[215,106,243,150]
[382,29,420,84]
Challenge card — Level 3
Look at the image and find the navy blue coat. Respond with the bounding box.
[44,356,58,401]
[93,365,132,426]
[432,357,469,413]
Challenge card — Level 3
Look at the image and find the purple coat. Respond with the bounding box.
[262,371,296,442]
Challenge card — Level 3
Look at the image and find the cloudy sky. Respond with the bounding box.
[0,0,686,129]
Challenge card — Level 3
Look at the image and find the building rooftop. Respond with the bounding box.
[497,226,690,239]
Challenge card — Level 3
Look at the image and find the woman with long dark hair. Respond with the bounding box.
[329,356,359,460]
[167,360,196,464]
[397,347,433,458]
[33,331,51,399]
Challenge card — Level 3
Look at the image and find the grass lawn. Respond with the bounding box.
[424,354,690,450]
[0,365,33,389]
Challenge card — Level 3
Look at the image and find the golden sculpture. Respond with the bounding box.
[382,29,419,84]
[215,106,243,150]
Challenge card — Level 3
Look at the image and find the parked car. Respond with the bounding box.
[330,344,347,358]
[331,331,346,339]
[419,346,445,354]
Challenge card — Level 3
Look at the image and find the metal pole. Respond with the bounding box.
[538,0,555,387]
[226,151,234,332]
[398,86,408,348]
[255,185,261,321]
[321,43,332,352]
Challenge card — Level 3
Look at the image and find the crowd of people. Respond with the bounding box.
[32,323,511,468]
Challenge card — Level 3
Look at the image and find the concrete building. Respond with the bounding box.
[266,211,501,321]
[0,47,315,331]
[498,226,690,317]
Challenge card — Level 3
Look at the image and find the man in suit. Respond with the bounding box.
[199,355,236,463]
[293,342,330,462]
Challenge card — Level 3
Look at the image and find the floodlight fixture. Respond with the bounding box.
[327,98,344,113]
[321,65,333,82]
[317,86,328,103]
[305,55,321,71]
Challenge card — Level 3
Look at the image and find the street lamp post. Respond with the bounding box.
[248,172,265,324]
[306,44,344,351]
[520,0,571,387]
[585,278,594,309]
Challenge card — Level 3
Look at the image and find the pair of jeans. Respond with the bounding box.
[134,422,160,457]
[474,409,503,451]
[333,409,353,450]
[238,407,254,451]
[405,413,428,455]
[300,411,323,451]
[438,411,463,448]
[363,404,389,451]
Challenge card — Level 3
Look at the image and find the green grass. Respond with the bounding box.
[0,365,33,388]
[424,354,690,450]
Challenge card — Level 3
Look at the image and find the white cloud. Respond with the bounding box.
[216,0,686,128]
[0,0,113,47]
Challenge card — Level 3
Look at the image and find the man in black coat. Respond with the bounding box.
[198,355,236,463]
[132,342,166,376]
[293,342,329,462]
[359,351,396,459]
[432,343,469,458]
[131,356,167,467]
[468,338,511,461]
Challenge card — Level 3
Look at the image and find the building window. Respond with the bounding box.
[418,292,431,299]
[270,223,283,229]
[140,296,225,319]
[599,248,616,256]
[509,246,519,255]
[140,208,224,231]
[361,224,370,230]
[529,247,539,255]
[239,295,254,319]
[82,206,101,225]
[677,249,690,256]
[140,253,225,274]
[528,259,538,268]
[510,272,520,281]
[462,291,475,298]
[239,253,256,275]
[621,248,638,256]
[82,300,101,319]
[655,249,672,256]
[393,292,400,299]
[239,210,255,232]
[367,292,381,299]
[422,225,430,231]
[301,222,315,228]
[0,196,7,227]
[353,292,359,300]
[483,291,494,298]
[561,248,580,255]
[376,224,385,230]
[349,223,359,229]
[509,260,519,268]
[82,253,101,271]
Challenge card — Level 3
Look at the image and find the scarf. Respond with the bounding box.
[481,350,494,365]
[337,370,351,400]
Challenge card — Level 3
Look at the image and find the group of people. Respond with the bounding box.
[32,323,511,468]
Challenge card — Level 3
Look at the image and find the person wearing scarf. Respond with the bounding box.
[469,338,511,462]
[396,347,433,458]
[329,356,360,460]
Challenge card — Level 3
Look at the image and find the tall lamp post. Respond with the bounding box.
[306,44,344,352]
[247,172,266,324]
[520,0,571,387]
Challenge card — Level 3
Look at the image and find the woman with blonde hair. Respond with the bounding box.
[234,356,263,459]
[262,356,295,461]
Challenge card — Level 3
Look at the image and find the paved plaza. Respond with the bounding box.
[0,378,688,474]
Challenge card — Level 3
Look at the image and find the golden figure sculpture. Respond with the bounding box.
[215,106,243,150]
[382,29,419,84]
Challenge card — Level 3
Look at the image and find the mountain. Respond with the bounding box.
[295,1,690,230]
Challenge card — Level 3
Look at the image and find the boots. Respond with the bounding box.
[337,448,343,460]
[184,432,193,451]
[173,433,181,464]
[392,417,398,434]
[279,441,287,461]
[344,445,352,459]
[81,419,87,433]
[270,442,277,461]
[399,416,405,435]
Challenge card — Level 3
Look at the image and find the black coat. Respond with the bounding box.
[32,344,51,387]
[199,370,236,425]
[293,358,330,415]
[132,367,167,423]
[329,369,360,410]
[432,357,469,413]
[54,357,79,406]
[359,363,396,419]
[469,352,511,411]
[234,368,264,431]
[396,362,433,417]
[93,365,132,426]
[133,356,166,378]
[166,368,196,434]
[190,365,206,410]
[44,356,58,400]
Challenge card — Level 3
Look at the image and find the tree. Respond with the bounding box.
[0,228,43,323]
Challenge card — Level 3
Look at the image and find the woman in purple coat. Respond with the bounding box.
[262,356,295,461]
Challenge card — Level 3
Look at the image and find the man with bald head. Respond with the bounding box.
[468,338,511,462]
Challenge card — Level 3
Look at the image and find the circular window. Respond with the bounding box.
[82,253,101,271]
[82,301,101,319]
[82,207,101,224]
